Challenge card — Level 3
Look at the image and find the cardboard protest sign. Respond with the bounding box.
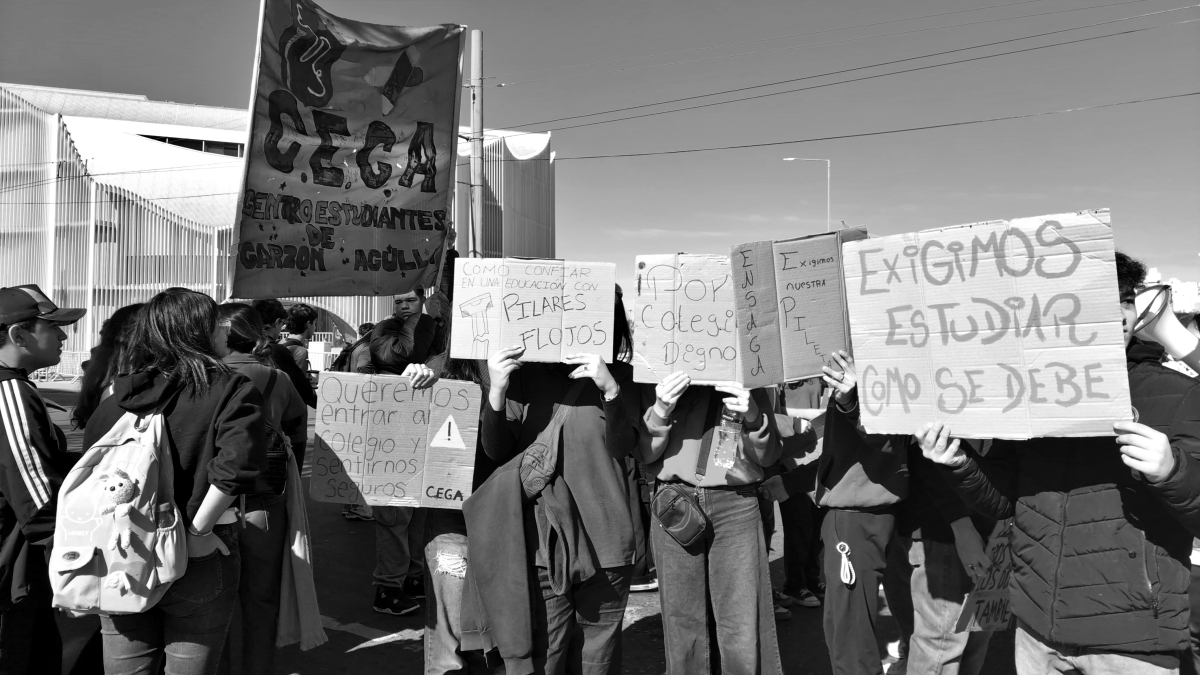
[956,519,1015,633]
[310,372,480,509]
[633,254,738,385]
[232,0,463,298]
[843,209,1131,439]
[449,258,617,363]
[732,229,868,388]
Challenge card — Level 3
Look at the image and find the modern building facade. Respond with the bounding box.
[0,82,555,359]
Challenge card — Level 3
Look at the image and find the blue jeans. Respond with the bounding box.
[1015,621,1178,674]
[902,538,991,675]
[100,525,241,675]
[652,484,782,675]
[422,510,500,675]
[374,506,426,588]
[533,565,632,675]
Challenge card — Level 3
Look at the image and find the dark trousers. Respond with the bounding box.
[630,461,655,581]
[0,583,62,675]
[654,485,782,675]
[533,565,632,675]
[780,492,825,594]
[822,508,896,675]
[219,494,287,675]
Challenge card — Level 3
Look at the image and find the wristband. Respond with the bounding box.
[187,525,212,537]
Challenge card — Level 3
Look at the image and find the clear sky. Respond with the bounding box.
[2,0,1197,290]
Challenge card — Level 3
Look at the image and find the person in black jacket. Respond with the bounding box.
[252,299,317,411]
[86,288,266,675]
[921,252,1200,674]
[369,289,439,616]
[0,284,85,675]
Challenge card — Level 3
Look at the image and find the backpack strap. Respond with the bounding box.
[518,378,588,500]
[263,369,279,400]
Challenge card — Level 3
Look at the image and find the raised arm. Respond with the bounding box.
[1131,386,1200,536]
[480,346,526,462]
[638,371,691,464]
[917,422,1017,520]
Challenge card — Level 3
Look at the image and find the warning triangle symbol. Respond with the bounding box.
[430,414,466,450]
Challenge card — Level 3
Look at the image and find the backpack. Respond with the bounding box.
[329,334,371,373]
[49,401,187,616]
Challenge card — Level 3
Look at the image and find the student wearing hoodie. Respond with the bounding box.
[920,252,1200,674]
[639,369,783,675]
[814,350,910,675]
[214,303,308,675]
[0,284,85,674]
[463,289,640,675]
[84,288,266,675]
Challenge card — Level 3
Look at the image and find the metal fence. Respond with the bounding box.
[0,86,228,353]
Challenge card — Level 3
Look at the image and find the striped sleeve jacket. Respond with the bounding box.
[0,366,73,606]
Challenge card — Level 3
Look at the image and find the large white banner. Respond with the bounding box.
[842,209,1131,439]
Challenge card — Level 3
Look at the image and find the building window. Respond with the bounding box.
[140,135,244,157]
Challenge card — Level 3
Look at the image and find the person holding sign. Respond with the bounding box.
[462,290,639,675]
[369,288,440,616]
[812,350,910,675]
[637,372,783,673]
[920,253,1200,675]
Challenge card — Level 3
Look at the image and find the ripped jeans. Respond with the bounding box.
[423,510,500,675]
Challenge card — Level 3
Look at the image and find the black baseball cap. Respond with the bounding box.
[0,285,86,326]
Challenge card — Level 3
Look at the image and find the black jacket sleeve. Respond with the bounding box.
[0,379,72,546]
[942,440,1018,521]
[370,315,437,374]
[480,371,525,463]
[1145,385,1200,536]
[206,376,267,498]
[271,343,316,408]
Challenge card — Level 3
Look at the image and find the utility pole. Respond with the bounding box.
[469,29,484,258]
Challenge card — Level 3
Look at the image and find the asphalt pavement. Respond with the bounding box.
[40,384,1014,675]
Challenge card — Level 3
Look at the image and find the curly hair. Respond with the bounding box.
[1115,251,1147,300]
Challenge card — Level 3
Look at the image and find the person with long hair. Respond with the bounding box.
[213,303,308,675]
[72,303,143,429]
[462,287,641,675]
[638,353,783,673]
[83,288,266,675]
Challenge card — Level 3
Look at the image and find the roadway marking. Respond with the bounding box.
[321,615,423,653]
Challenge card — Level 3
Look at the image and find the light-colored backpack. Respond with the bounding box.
[50,403,187,616]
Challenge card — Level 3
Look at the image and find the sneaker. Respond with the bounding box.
[343,504,374,521]
[886,640,904,660]
[792,588,821,608]
[373,586,419,616]
[811,581,826,600]
[773,603,792,621]
[773,590,793,607]
[630,575,659,592]
[403,576,425,600]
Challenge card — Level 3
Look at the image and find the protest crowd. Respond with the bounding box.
[1,234,1199,675]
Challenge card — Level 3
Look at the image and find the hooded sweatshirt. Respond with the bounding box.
[82,368,266,525]
[813,397,908,510]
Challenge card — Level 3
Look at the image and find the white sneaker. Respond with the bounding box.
[630,577,659,592]
[886,640,903,660]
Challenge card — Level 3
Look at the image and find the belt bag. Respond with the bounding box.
[651,483,708,548]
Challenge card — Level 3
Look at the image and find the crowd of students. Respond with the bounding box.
[0,247,1198,675]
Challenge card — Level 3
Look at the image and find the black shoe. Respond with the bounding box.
[403,576,425,600]
[373,586,419,616]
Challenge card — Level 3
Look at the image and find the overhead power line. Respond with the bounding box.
[489,0,1163,87]
[485,0,1059,79]
[0,161,243,196]
[504,5,1200,131]
[6,92,1196,206]
[548,91,1199,161]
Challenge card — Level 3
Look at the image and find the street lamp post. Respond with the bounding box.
[782,157,831,232]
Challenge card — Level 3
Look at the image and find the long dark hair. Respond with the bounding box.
[217,303,273,363]
[73,303,143,428]
[613,285,633,364]
[122,289,228,396]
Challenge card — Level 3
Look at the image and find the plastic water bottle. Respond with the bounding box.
[711,405,743,470]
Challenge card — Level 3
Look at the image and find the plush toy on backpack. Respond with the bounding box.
[98,469,140,555]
